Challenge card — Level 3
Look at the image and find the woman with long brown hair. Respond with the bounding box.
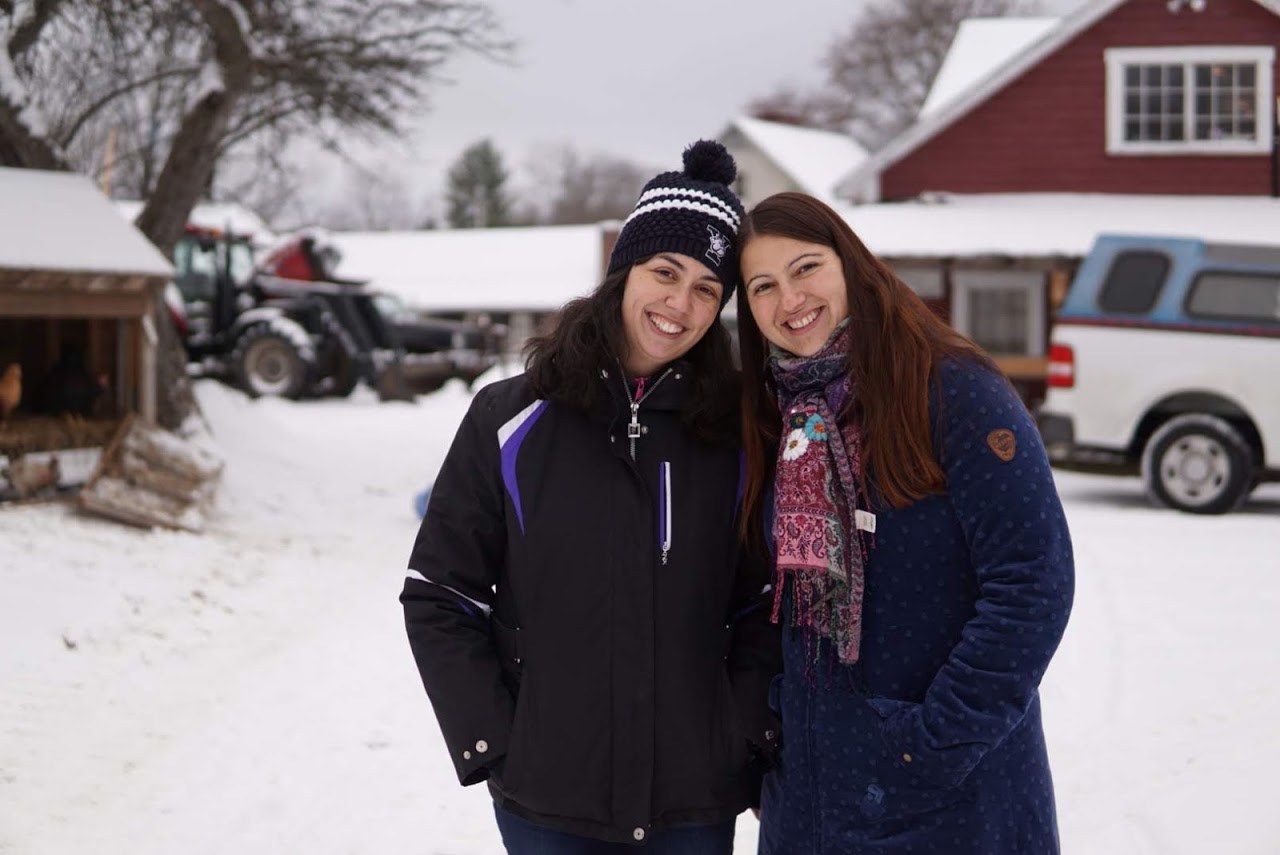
[736,192,1074,854]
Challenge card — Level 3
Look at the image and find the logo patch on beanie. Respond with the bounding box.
[705,225,730,267]
[987,428,1016,462]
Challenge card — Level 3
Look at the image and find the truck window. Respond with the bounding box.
[1185,272,1280,323]
[1097,251,1169,314]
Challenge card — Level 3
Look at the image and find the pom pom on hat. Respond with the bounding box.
[607,138,747,306]
[682,139,737,186]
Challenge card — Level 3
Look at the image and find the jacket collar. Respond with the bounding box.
[598,359,693,419]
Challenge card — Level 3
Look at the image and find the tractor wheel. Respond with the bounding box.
[1141,413,1254,515]
[231,324,312,400]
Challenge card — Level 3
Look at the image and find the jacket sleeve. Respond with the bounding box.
[879,360,1074,788]
[400,389,513,786]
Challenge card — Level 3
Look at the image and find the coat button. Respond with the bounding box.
[902,753,913,763]
[476,740,489,753]
[633,828,646,841]
[765,729,777,742]
[463,750,471,760]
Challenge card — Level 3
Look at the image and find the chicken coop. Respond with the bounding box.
[0,167,173,504]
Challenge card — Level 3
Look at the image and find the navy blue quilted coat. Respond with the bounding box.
[758,360,1074,854]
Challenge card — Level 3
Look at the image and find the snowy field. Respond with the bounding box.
[1,377,1278,855]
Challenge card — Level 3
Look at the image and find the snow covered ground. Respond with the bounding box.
[1,378,1277,855]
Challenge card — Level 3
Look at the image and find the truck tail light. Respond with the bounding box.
[1047,342,1074,388]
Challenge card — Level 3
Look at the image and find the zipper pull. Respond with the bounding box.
[661,547,669,566]
[628,402,642,439]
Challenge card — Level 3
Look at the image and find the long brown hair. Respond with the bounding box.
[737,192,991,538]
[525,261,740,447]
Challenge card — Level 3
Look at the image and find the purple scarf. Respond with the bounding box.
[768,325,866,665]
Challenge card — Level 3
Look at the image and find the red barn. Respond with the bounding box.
[842,0,1280,202]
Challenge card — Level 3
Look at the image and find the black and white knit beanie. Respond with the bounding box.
[607,139,745,306]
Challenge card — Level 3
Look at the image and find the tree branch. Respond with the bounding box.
[8,0,72,63]
[57,64,200,147]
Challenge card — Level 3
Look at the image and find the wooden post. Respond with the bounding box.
[140,312,157,424]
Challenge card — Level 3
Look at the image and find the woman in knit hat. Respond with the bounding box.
[400,140,781,853]
[734,191,1074,854]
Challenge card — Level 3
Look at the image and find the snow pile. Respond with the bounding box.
[1,378,1278,854]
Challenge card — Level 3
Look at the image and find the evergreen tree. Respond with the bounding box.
[445,139,512,228]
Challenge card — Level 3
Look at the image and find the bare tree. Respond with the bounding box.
[746,86,849,133]
[0,0,73,169]
[749,0,1034,150]
[0,0,511,255]
[526,145,651,226]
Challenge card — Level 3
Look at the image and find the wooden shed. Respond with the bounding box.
[0,167,173,497]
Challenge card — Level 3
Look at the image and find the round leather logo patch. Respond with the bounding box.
[987,428,1016,462]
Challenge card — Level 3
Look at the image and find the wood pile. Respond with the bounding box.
[78,415,223,532]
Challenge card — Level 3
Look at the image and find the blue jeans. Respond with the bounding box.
[494,803,735,854]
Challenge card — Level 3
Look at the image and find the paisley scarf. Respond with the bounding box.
[768,323,866,665]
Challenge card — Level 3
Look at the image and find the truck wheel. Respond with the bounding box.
[232,324,311,399]
[1141,413,1253,514]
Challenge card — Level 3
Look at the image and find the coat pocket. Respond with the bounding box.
[767,673,784,720]
[490,618,529,797]
[658,460,673,565]
[715,670,751,778]
[853,696,975,823]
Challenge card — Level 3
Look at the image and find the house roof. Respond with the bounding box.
[835,192,1280,260]
[114,199,276,245]
[0,167,172,278]
[918,17,1060,118]
[837,0,1280,200]
[332,224,604,313]
[725,115,867,201]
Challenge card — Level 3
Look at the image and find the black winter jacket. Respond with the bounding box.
[400,365,781,844]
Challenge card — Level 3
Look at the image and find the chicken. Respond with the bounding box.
[3,453,60,498]
[0,363,20,425]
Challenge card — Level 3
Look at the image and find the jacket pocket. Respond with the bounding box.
[658,460,672,565]
[490,618,529,797]
[716,670,751,778]
[767,673,784,720]
[855,696,976,823]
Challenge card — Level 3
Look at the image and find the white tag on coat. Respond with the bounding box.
[855,510,877,533]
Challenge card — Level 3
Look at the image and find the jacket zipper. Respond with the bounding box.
[659,460,672,565]
[623,367,673,461]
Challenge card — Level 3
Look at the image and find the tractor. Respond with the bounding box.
[168,226,410,400]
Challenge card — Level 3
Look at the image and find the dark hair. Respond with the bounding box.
[525,260,740,447]
[736,192,994,537]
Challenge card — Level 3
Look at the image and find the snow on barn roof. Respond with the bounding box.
[725,116,868,201]
[332,224,604,313]
[0,167,171,278]
[836,193,1280,260]
[918,17,1060,118]
[114,199,276,244]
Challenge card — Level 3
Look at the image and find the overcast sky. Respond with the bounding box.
[294,0,1084,225]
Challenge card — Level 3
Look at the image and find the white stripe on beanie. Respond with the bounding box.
[623,198,740,233]
[631,186,742,228]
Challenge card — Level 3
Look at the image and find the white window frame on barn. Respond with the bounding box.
[951,270,1045,358]
[1104,45,1275,156]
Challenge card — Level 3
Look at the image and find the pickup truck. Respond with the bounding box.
[1037,234,1280,514]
